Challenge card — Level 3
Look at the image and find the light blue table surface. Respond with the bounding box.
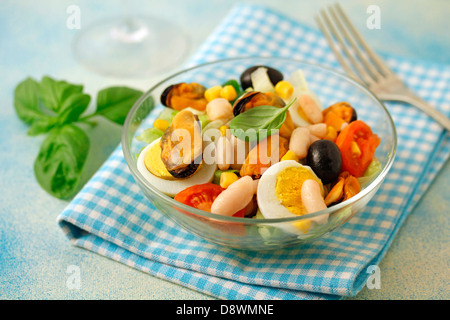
[1,0,449,300]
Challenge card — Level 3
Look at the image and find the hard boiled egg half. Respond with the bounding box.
[256,160,327,233]
[137,138,217,197]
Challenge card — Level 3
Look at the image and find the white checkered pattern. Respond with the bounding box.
[57,4,449,300]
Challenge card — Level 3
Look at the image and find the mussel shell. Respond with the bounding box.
[232,91,259,116]
[239,134,289,179]
[350,108,357,122]
[232,91,286,116]
[240,65,284,90]
[336,102,357,122]
[160,82,207,110]
[165,155,202,178]
[160,84,175,106]
[326,101,357,123]
[160,110,203,179]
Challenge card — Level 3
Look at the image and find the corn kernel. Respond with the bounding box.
[281,150,299,162]
[274,80,294,100]
[293,219,311,233]
[220,172,239,189]
[205,85,222,102]
[351,141,362,157]
[153,119,169,131]
[324,126,337,142]
[219,125,228,137]
[220,85,237,101]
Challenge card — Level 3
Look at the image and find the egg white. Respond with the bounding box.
[287,69,309,95]
[257,160,322,219]
[284,70,323,127]
[288,90,323,127]
[137,139,217,197]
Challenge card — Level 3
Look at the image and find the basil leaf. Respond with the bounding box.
[95,86,144,125]
[57,92,91,125]
[39,76,83,113]
[34,124,89,199]
[27,115,58,136]
[230,99,295,142]
[14,77,43,124]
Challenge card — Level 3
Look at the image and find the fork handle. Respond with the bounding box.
[378,91,450,131]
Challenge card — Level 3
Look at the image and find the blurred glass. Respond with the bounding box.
[73,3,190,77]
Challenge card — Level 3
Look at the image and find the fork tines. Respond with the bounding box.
[315,3,392,86]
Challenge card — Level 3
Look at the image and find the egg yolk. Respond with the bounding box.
[144,142,176,180]
[275,166,323,216]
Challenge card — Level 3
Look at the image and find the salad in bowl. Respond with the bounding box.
[122,57,396,250]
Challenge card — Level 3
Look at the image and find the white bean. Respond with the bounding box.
[307,123,327,138]
[206,98,233,121]
[289,127,311,159]
[309,134,320,145]
[216,136,232,171]
[211,176,254,216]
[299,94,323,124]
[301,179,329,224]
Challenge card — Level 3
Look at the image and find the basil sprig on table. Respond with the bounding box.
[14,76,150,199]
[229,98,296,142]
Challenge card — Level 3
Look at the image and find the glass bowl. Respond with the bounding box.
[122,57,397,251]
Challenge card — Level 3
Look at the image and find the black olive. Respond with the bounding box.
[240,65,283,90]
[306,140,342,184]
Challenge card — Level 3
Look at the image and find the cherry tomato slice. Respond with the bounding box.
[174,183,247,217]
[335,120,380,177]
[174,183,223,212]
[232,208,246,218]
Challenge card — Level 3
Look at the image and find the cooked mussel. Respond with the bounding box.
[232,91,285,116]
[160,82,208,111]
[327,102,357,123]
[160,110,203,178]
[240,134,289,179]
[240,65,284,90]
[324,171,361,206]
[322,102,357,132]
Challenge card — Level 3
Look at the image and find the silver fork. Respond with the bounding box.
[315,3,450,131]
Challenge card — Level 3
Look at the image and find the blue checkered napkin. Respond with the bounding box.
[57,4,450,300]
